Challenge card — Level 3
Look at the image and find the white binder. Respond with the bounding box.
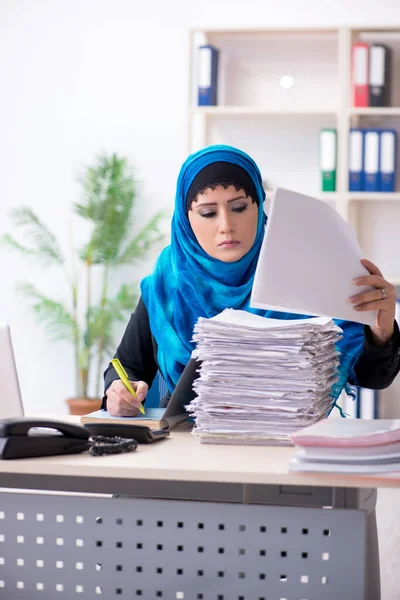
[348,129,364,191]
[379,129,396,192]
[364,130,380,191]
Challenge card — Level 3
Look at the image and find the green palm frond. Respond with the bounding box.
[83,309,114,357]
[116,211,168,265]
[0,234,48,262]
[76,153,136,264]
[114,283,138,313]
[75,153,114,220]
[7,207,65,266]
[83,284,138,353]
[16,282,76,342]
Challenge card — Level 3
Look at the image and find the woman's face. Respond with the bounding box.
[188,184,258,262]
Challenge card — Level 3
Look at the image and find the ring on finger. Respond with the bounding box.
[381,288,387,299]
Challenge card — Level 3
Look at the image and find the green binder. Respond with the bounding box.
[320,128,337,192]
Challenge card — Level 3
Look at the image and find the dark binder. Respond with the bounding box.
[369,44,392,107]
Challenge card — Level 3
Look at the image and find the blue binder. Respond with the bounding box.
[363,129,380,192]
[379,129,396,192]
[197,45,219,106]
[348,129,364,192]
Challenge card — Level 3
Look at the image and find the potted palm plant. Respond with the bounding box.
[2,153,167,414]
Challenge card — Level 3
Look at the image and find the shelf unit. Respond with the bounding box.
[187,26,400,286]
[189,106,338,116]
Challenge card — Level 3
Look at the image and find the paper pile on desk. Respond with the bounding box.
[289,418,400,474]
[187,309,343,445]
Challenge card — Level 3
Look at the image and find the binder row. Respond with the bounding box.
[198,42,393,108]
[352,43,392,107]
[349,129,397,192]
[320,128,397,193]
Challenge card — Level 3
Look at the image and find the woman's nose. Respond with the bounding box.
[219,211,235,233]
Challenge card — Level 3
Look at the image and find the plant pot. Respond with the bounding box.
[66,397,102,416]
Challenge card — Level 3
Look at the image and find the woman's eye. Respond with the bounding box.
[232,205,247,213]
[200,211,217,218]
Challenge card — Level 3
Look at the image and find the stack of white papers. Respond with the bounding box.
[250,187,377,327]
[289,418,400,474]
[187,309,343,445]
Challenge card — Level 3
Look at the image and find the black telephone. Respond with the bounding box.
[0,418,91,460]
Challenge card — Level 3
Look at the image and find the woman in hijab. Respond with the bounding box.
[104,145,400,416]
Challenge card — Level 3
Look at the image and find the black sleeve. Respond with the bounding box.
[351,320,400,389]
[102,296,158,408]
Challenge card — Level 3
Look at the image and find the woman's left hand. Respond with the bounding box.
[349,258,396,347]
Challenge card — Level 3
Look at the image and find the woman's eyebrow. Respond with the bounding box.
[194,195,248,207]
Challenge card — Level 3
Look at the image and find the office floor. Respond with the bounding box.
[376,487,400,600]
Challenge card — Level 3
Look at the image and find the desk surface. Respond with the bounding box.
[3,418,400,489]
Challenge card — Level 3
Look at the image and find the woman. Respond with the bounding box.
[104,144,400,416]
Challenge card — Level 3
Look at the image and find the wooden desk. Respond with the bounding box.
[0,429,399,494]
[0,423,393,599]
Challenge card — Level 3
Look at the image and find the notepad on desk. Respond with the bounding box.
[80,408,186,430]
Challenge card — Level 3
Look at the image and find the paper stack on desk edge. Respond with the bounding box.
[187,309,343,445]
[250,187,377,327]
[289,418,400,474]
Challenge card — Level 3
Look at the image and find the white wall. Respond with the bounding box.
[1,0,400,414]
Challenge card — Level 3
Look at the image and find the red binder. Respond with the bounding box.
[352,42,369,107]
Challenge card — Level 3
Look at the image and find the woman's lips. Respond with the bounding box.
[218,240,240,248]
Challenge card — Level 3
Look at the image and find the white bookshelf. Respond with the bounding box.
[348,192,400,201]
[190,107,338,116]
[349,107,400,116]
[188,26,400,286]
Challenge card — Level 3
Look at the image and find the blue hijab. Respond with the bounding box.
[141,145,364,409]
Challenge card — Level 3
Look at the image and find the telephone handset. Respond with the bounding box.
[0,418,91,459]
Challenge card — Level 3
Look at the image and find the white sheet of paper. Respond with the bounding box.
[250,187,377,327]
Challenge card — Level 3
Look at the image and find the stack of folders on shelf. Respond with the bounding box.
[349,128,396,192]
[352,42,392,107]
[197,44,219,106]
[320,129,337,192]
[289,418,400,474]
[187,309,343,445]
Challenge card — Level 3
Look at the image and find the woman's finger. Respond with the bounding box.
[353,299,393,312]
[349,288,394,306]
[111,380,140,406]
[132,380,148,403]
[353,273,387,288]
[107,390,140,416]
[361,258,383,278]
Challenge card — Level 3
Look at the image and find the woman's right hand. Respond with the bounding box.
[106,380,148,416]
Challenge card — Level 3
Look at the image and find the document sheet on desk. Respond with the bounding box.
[187,309,342,445]
[250,187,377,327]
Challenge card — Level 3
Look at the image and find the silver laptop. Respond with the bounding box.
[0,323,25,418]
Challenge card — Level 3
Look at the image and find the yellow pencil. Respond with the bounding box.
[111,358,145,415]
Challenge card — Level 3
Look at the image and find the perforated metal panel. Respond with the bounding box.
[0,491,366,599]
